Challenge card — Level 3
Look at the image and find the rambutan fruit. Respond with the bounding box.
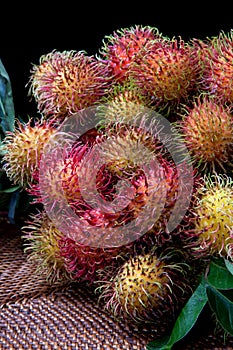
[28,50,112,120]
[97,123,159,175]
[99,123,190,241]
[2,119,56,188]
[187,174,233,260]
[60,153,160,247]
[21,207,133,285]
[36,104,194,249]
[58,235,132,283]
[29,127,103,205]
[60,142,91,204]
[99,24,163,83]
[180,96,233,173]
[35,140,144,247]
[71,122,187,246]
[197,30,233,105]
[96,250,191,328]
[97,117,195,244]
[147,158,182,237]
[21,210,71,283]
[97,81,154,125]
[129,37,201,112]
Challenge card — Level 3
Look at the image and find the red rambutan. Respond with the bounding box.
[99,24,163,83]
[197,30,233,105]
[28,50,112,120]
[58,235,131,283]
[129,37,202,112]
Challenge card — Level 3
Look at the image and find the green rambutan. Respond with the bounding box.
[28,50,112,120]
[21,210,71,283]
[180,96,233,173]
[99,24,163,83]
[187,174,233,260]
[96,250,191,328]
[2,119,55,188]
[129,37,201,112]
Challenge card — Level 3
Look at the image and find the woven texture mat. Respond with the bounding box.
[1,221,233,350]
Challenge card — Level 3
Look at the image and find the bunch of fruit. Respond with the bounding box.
[2,25,233,336]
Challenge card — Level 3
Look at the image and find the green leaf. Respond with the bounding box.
[225,259,233,276]
[0,185,21,193]
[146,335,170,350]
[8,189,20,224]
[146,279,208,350]
[0,58,15,135]
[207,259,233,290]
[206,284,233,336]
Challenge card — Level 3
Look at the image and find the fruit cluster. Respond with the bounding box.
[2,25,233,332]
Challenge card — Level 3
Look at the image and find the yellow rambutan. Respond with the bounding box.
[97,81,154,125]
[188,174,233,260]
[197,30,233,105]
[96,250,191,327]
[21,210,71,283]
[2,119,55,188]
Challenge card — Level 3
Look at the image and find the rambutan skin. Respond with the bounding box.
[129,37,202,110]
[196,30,233,105]
[145,157,184,242]
[61,123,185,244]
[28,50,113,120]
[21,210,71,283]
[36,120,165,240]
[2,119,56,188]
[97,81,154,125]
[99,25,163,83]
[58,236,132,283]
[186,174,233,260]
[96,250,191,327]
[28,128,103,205]
[180,96,233,173]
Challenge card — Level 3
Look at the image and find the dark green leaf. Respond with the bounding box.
[146,335,170,350]
[207,259,233,290]
[146,279,208,350]
[206,284,233,336]
[0,185,21,193]
[225,259,233,276]
[0,59,15,135]
[211,256,226,267]
[8,189,20,224]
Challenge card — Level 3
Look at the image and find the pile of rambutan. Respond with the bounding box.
[1,25,233,342]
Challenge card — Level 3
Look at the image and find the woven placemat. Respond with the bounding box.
[1,220,233,349]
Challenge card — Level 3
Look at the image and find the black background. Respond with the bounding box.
[1,5,232,120]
